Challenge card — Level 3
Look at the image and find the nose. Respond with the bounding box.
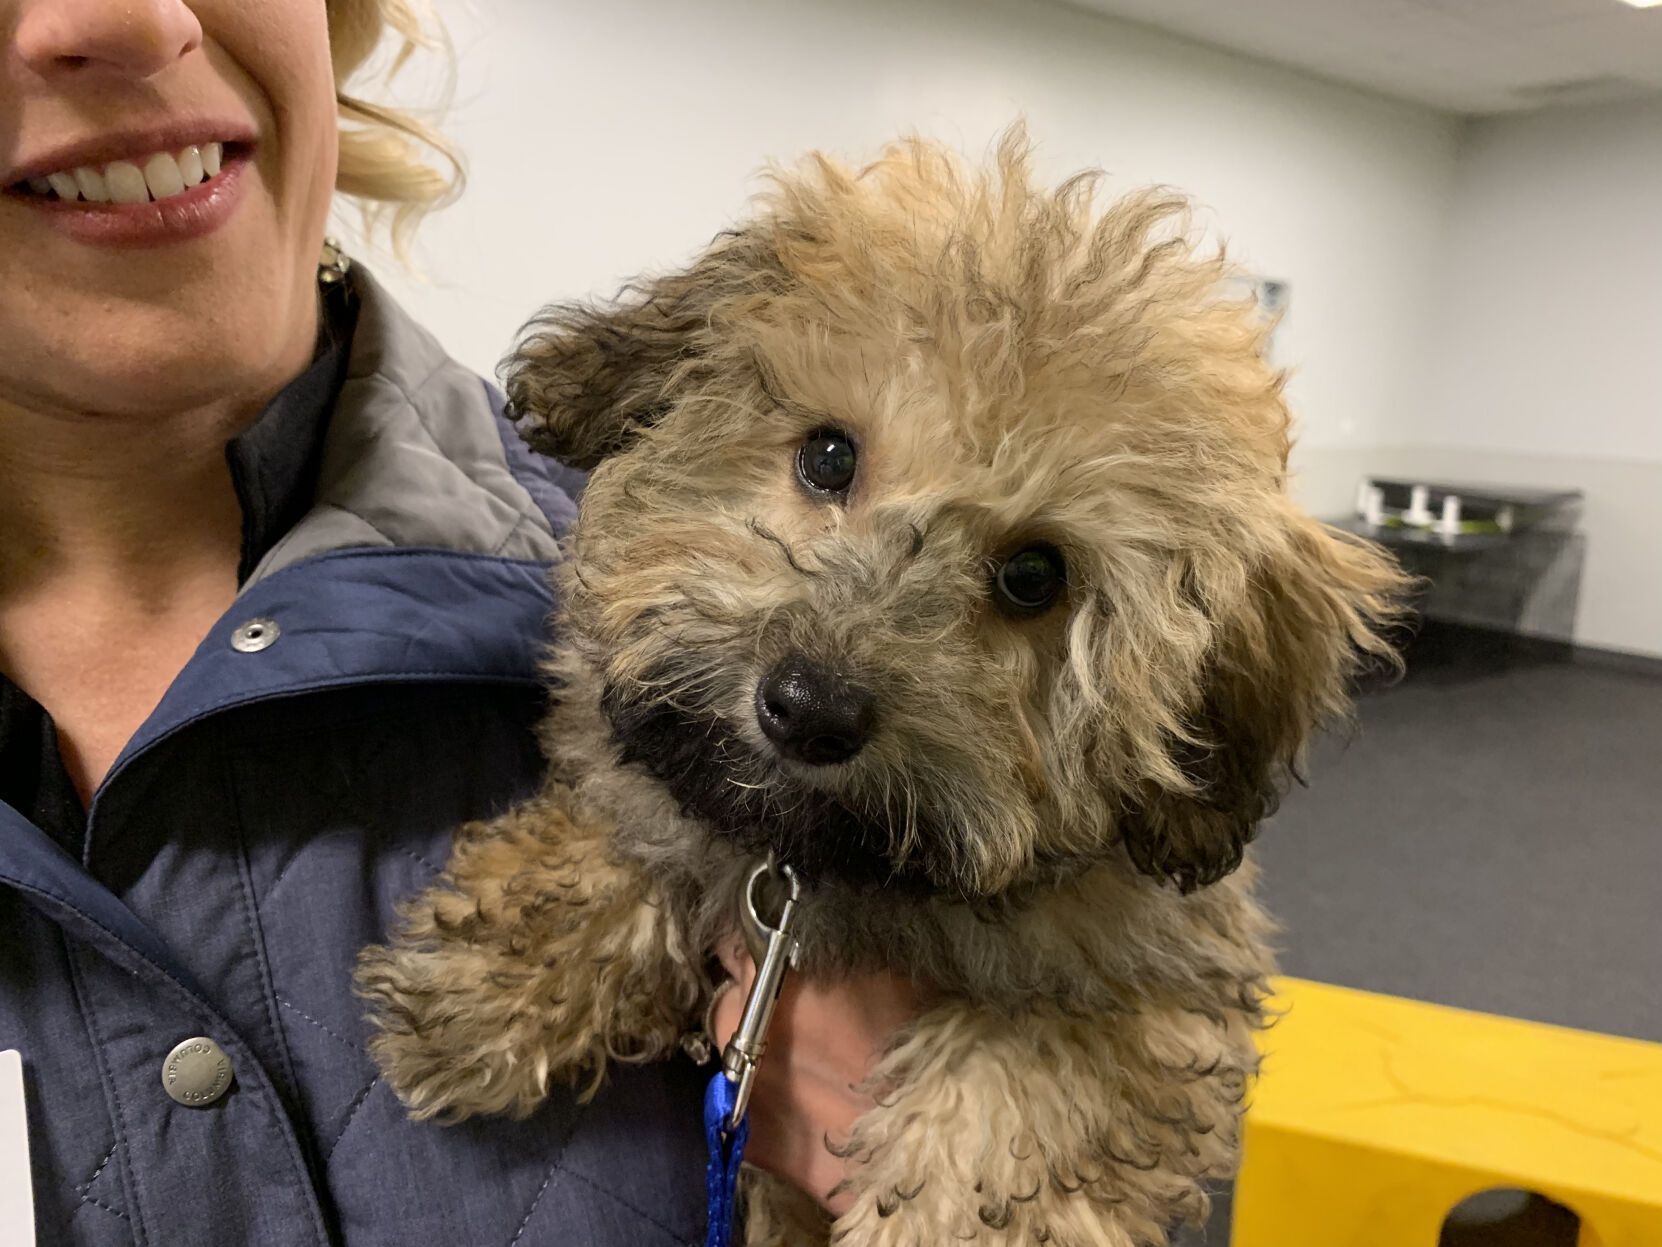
[14,0,203,81]
[755,655,876,766]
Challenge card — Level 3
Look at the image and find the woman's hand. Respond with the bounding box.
[709,934,931,1215]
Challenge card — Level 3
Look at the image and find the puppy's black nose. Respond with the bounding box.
[755,655,875,766]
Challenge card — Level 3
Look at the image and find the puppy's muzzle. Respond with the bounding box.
[754,654,875,766]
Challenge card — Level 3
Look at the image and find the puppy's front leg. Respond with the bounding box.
[827,1000,1255,1247]
[356,793,703,1121]
[740,1169,835,1246]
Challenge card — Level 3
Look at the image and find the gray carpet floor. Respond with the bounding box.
[1259,659,1662,1043]
[1173,657,1662,1245]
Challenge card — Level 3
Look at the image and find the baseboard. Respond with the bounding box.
[1569,642,1662,679]
[1388,619,1662,683]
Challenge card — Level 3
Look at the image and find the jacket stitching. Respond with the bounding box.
[278,998,362,1053]
[556,1163,690,1243]
[484,380,576,538]
[491,510,537,558]
[252,544,556,578]
[347,372,532,561]
[323,1075,381,1162]
[224,749,307,1137]
[259,834,444,919]
[249,502,391,579]
[239,538,555,629]
[360,342,449,418]
[372,365,544,554]
[77,1142,118,1194]
[64,942,147,1246]
[259,846,319,916]
[508,1164,558,1246]
[245,729,405,913]
[6,872,203,1006]
[76,1194,130,1222]
[337,501,401,548]
[249,717,451,916]
[15,881,332,1246]
[398,845,444,877]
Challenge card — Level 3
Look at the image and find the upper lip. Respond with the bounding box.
[2,120,255,186]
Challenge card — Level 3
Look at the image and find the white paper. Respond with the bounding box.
[0,1051,34,1246]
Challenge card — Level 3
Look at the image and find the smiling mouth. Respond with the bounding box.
[7,142,242,206]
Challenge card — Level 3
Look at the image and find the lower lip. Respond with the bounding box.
[10,153,249,249]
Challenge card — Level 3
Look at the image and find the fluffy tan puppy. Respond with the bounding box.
[356,130,1407,1245]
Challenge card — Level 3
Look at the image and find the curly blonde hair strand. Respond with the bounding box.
[327,0,464,250]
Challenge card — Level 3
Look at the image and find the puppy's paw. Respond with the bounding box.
[739,1168,834,1246]
[829,1001,1250,1247]
[355,796,703,1121]
[355,939,560,1121]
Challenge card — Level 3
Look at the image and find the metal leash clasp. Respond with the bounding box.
[719,853,802,1130]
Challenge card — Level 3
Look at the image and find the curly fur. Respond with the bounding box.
[357,127,1409,1245]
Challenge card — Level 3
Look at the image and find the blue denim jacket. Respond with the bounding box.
[0,270,705,1246]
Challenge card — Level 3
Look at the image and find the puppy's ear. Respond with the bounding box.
[1120,515,1409,892]
[502,232,777,468]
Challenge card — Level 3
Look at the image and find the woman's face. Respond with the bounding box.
[0,0,339,422]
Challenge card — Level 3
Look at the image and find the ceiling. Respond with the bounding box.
[1062,0,1662,114]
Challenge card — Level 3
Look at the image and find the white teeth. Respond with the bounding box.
[105,160,149,204]
[142,152,185,199]
[73,166,110,202]
[22,141,231,202]
[177,145,204,187]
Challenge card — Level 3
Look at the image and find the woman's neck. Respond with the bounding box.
[0,396,258,805]
[0,396,249,599]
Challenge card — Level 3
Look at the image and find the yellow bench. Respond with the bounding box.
[1232,977,1662,1247]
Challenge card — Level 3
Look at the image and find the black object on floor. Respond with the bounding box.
[1439,1189,1581,1247]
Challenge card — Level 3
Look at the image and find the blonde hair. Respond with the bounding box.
[327,0,463,250]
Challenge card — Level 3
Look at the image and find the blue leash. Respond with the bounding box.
[703,855,803,1247]
[703,1071,750,1247]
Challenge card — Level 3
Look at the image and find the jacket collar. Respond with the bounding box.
[247,264,564,584]
[94,266,571,810]
[225,271,358,582]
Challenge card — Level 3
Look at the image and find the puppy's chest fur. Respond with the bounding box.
[545,650,1272,1019]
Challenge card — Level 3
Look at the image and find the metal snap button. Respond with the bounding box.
[162,1036,234,1107]
[230,618,280,653]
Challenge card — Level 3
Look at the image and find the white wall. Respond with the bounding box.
[1371,100,1661,657]
[348,0,1461,463]
[349,0,1662,656]
[1416,99,1662,464]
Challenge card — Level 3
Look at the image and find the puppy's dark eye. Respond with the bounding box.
[995,545,1066,613]
[798,430,857,494]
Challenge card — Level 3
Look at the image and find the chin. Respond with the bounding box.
[599,676,947,895]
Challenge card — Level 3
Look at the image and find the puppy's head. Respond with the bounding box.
[507,130,1409,899]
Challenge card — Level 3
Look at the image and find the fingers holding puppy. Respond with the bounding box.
[709,933,932,1216]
